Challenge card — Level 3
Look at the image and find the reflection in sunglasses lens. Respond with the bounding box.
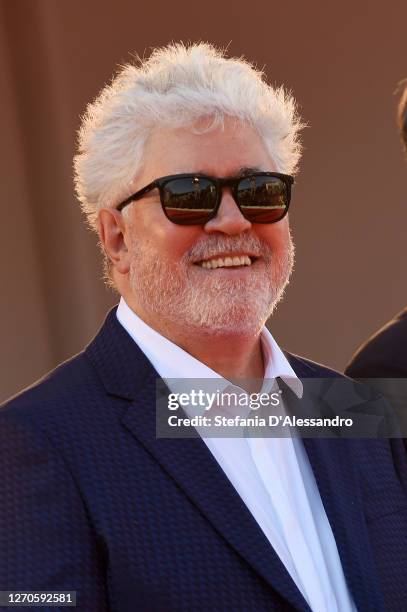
[163,174,288,225]
[237,176,287,223]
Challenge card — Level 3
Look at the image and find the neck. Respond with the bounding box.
[165,324,265,383]
[122,295,265,389]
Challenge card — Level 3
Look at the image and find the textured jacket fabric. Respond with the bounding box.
[1,308,407,612]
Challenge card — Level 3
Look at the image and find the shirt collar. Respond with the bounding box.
[116,297,303,398]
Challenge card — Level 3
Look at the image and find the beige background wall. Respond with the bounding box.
[1,0,406,402]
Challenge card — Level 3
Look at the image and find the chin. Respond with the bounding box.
[185,301,278,337]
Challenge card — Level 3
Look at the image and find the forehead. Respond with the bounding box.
[137,117,276,184]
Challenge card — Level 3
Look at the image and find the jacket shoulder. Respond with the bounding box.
[284,351,345,379]
[0,350,102,424]
[346,307,407,377]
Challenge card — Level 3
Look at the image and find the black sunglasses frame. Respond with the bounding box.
[116,171,294,225]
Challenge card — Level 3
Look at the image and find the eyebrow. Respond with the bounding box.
[189,166,265,178]
[235,166,264,177]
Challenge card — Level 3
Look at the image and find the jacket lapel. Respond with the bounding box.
[285,354,387,612]
[86,309,386,611]
[86,309,311,612]
[122,386,311,612]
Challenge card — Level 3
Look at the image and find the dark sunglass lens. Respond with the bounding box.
[237,175,289,223]
[162,177,217,224]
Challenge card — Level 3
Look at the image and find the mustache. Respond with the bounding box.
[184,234,274,263]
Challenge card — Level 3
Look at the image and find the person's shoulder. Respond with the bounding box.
[285,351,407,469]
[284,351,346,379]
[346,305,407,377]
[0,349,101,426]
[283,349,389,408]
[365,306,407,343]
[393,305,407,323]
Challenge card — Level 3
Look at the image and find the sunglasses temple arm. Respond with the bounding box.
[117,180,159,211]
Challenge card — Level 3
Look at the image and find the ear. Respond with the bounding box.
[98,208,131,275]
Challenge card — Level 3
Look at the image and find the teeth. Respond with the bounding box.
[199,255,253,269]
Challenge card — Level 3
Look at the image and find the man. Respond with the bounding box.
[1,43,406,612]
[345,83,407,437]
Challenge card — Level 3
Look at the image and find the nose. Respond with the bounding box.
[204,190,252,235]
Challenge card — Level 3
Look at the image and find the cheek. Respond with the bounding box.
[258,218,291,250]
[132,206,203,259]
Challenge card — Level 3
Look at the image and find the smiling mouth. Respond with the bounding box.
[195,255,257,269]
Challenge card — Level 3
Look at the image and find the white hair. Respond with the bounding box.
[74,42,304,231]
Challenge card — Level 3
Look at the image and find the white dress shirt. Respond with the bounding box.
[117,298,357,612]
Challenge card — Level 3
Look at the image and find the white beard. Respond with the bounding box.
[129,232,294,336]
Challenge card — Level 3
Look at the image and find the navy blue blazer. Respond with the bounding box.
[1,308,407,611]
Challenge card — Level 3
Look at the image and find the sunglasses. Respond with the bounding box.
[116,172,294,225]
